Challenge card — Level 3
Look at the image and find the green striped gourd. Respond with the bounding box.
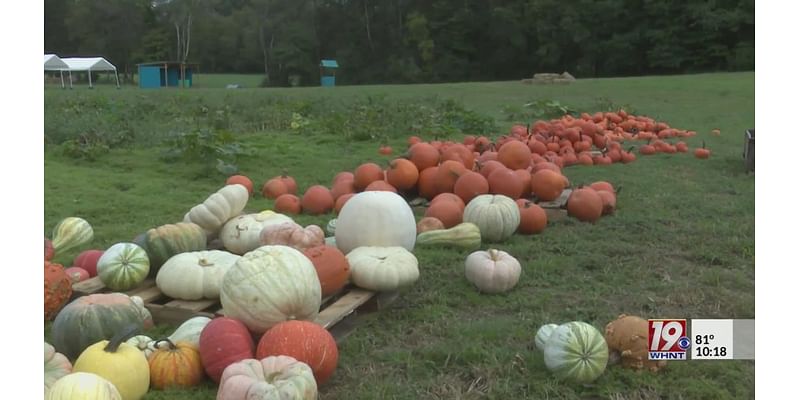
[97,243,150,291]
[51,217,93,253]
[543,321,609,383]
[416,222,481,250]
[138,222,207,271]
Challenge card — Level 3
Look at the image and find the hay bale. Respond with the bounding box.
[560,71,576,81]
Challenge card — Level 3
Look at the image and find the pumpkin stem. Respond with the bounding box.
[198,258,214,267]
[153,338,177,351]
[104,324,140,353]
[487,248,500,261]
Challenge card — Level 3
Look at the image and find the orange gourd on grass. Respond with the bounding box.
[441,144,476,170]
[45,261,72,320]
[530,169,565,202]
[354,163,384,191]
[406,143,440,171]
[256,320,339,385]
[148,339,204,389]
[261,178,288,199]
[453,171,489,204]
[478,160,506,179]
[567,188,604,223]
[330,179,355,200]
[430,193,466,211]
[386,159,419,191]
[424,201,463,228]
[435,160,468,194]
[417,167,440,200]
[301,186,334,215]
[497,140,532,170]
[334,193,355,214]
[226,175,254,195]
[274,194,302,214]
[488,168,524,199]
[364,180,398,193]
[516,200,547,234]
[513,169,532,198]
[417,217,445,233]
[303,245,350,297]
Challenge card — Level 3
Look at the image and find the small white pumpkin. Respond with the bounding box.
[535,323,559,351]
[346,246,419,291]
[168,316,212,348]
[220,211,294,255]
[96,243,150,291]
[464,249,521,294]
[45,372,122,400]
[217,356,317,400]
[335,191,417,254]
[544,321,609,383]
[463,194,520,242]
[125,335,156,359]
[156,250,241,300]
[184,184,250,237]
[220,245,322,334]
[45,342,72,395]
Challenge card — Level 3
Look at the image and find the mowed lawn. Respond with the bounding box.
[44,72,755,399]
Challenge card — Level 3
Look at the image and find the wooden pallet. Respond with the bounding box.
[536,188,572,221]
[71,277,396,342]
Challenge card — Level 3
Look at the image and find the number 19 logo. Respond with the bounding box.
[648,319,689,360]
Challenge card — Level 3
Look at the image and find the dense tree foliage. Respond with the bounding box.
[45,0,754,86]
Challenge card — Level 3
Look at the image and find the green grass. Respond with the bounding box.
[44,72,754,399]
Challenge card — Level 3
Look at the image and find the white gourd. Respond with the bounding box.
[156,250,241,300]
[346,246,419,291]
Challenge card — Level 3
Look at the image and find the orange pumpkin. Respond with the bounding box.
[478,160,506,179]
[45,261,72,320]
[330,179,355,200]
[424,201,463,228]
[430,193,466,211]
[303,245,350,297]
[567,188,604,223]
[226,175,254,195]
[434,160,468,194]
[497,140,532,170]
[417,167,440,200]
[270,173,297,194]
[332,171,354,185]
[301,185,334,215]
[334,193,355,214]
[453,171,489,204]
[597,190,617,215]
[354,163,384,191]
[149,339,205,389]
[589,181,615,193]
[694,141,711,159]
[256,320,339,385]
[516,199,547,234]
[441,144,476,170]
[274,194,302,214]
[488,168,523,199]
[407,142,440,171]
[417,217,445,233]
[530,169,565,202]
[364,180,398,193]
[386,159,420,191]
[528,139,547,156]
[407,136,422,146]
[513,169,532,198]
[261,178,288,199]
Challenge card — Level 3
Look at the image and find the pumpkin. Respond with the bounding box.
[424,200,463,229]
[454,171,490,204]
[274,194,302,214]
[364,180,398,192]
[694,141,711,159]
[148,339,205,389]
[354,162,384,191]
[417,167,440,200]
[220,211,294,255]
[332,171,354,185]
[256,320,339,385]
[346,246,419,291]
[434,160,468,193]
[567,188,604,223]
[198,317,255,383]
[597,190,617,215]
[126,335,156,359]
[169,316,212,348]
[271,172,298,194]
[488,168,524,199]
[478,160,506,179]
[45,237,55,261]
[334,193,355,214]
[51,293,153,360]
[139,222,208,269]
[417,217,445,233]
[217,356,317,400]
[416,222,481,250]
[301,185,335,215]
[386,158,419,190]
[73,325,150,400]
[407,142,440,171]
[156,250,241,300]
[45,342,72,394]
[543,321,609,383]
[442,143,476,170]
[220,245,322,334]
[72,249,104,277]
[97,243,150,291]
[516,200,547,234]
[497,140,532,170]
[303,245,350,297]
[226,175,254,195]
[330,179,355,200]
[589,181,615,193]
[464,249,521,294]
[430,193,466,211]
[514,169,533,198]
[45,372,122,400]
[51,217,94,253]
[260,222,325,251]
[534,324,558,351]
[530,170,565,202]
[463,194,520,242]
[183,184,250,236]
[64,266,90,283]
[605,314,667,372]
[262,178,288,199]
[334,191,417,254]
[45,261,72,321]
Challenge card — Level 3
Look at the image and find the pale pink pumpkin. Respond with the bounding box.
[217,356,317,400]
[259,222,324,251]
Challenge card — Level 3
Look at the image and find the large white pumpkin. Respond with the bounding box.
[463,194,520,242]
[184,184,250,237]
[346,246,419,291]
[156,250,241,300]
[543,321,609,383]
[220,245,321,334]
[334,191,416,254]
[220,211,294,255]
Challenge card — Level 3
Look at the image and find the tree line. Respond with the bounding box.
[45,0,755,86]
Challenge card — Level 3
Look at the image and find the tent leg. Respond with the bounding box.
[69,71,73,89]
[88,70,93,89]
[59,70,65,89]
[115,70,120,89]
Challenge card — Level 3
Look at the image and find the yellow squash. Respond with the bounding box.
[73,325,150,400]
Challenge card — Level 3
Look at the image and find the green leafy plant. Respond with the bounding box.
[502,99,577,122]
[160,128,251,176]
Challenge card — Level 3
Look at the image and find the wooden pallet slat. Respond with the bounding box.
[313,289,375,329]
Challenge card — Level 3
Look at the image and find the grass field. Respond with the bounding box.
[44,72,755,399]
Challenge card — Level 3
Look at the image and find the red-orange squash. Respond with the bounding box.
[441,144,476,170]
[45,261,72,321]
[256,320,339,385]
[364,180,398,193]
[354,163,384,191]
[334,193,355,214]
[303,245,350,297]
[261,178,288,199]
[416,217,445,233]
[73,249,104,277]
[435,160,468,194]
[407,143,440,171]
[530,169,565,202]
[198,317,255,383]
[301,186,334,215]
[488,168,524,199]
[226,175,254,195]
[497,140,532,170]
[453,171,489,204]
[567,188,604,223]
[274,194,302,215]
[430,193,466,211]
[417,167,440,200]
[330,179,355,200]
[516,200,548,234]
[386,159,419,191]
[425,201,463,228]
[148,339,205,389]
[45,238,55,261]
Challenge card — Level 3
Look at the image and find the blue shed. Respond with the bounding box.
[320,59,339,87]
[137,62,197,89]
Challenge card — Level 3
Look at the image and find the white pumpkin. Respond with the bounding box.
[168,316,212,348]
[220,211,294,255]
[125,335,156,359]
[45,342,72,395]
[346,246,419,291]
[156,250,241,300]
[217,356,317,400]
[535,323,559,351]
[220,245,322,334]
[334,191,417,254]
[45,372,122,400]
[463,194,520,242]
[184,184,250,237]
[464,249,521,294]
[544,321,609,383]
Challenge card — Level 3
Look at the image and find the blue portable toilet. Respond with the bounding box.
[138,62,197,89]
[320,59,338,87]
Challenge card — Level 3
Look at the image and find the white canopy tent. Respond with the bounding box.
[61,57,120,88]
[44,54,72,89]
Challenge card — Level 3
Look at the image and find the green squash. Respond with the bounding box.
[97,243,150,291]
[416,222,481,250]
[139,222,207,271]
[51,217,93,253]
[51,293,153,360]
[543,321,609,383]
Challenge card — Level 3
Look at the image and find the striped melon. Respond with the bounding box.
[51,217,93,253]
[543,321,609,383]
[97,243,150,291]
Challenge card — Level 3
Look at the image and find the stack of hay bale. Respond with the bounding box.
[521,72,576,84]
